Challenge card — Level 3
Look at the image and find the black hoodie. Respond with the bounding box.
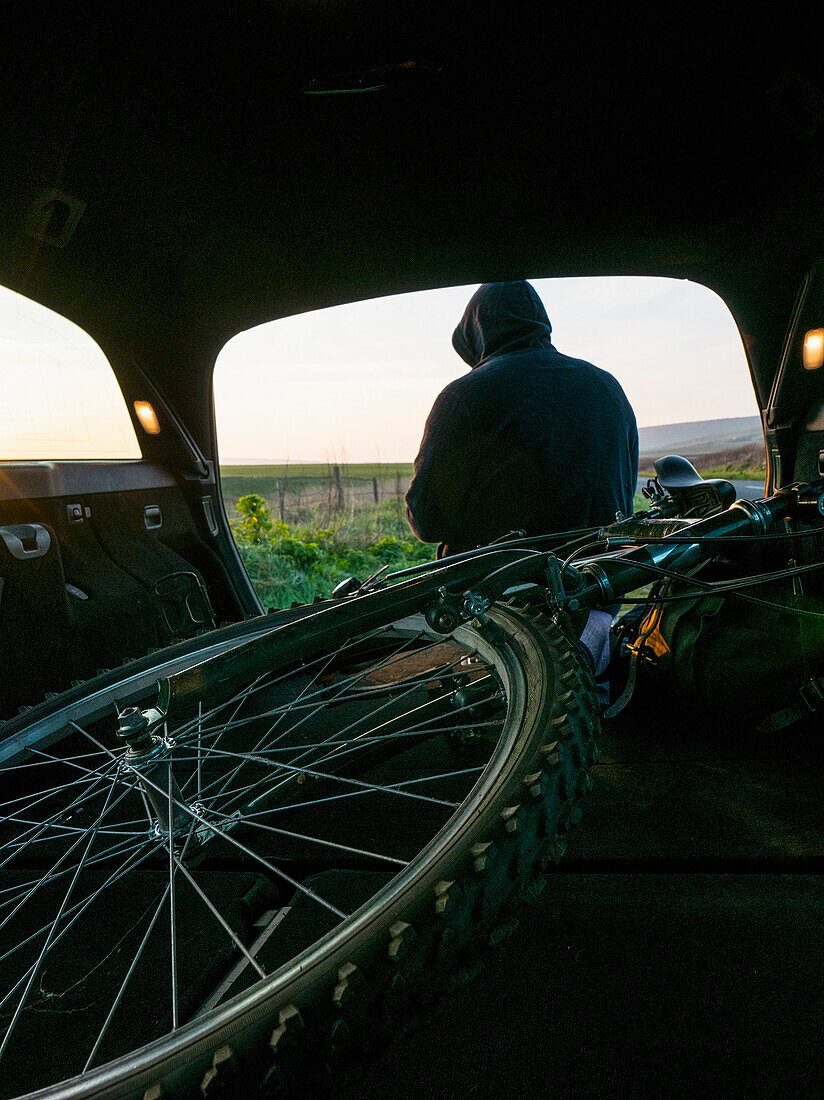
[406,281,639,554]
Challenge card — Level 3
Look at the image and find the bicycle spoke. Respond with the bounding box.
[0,768,121,1061]
[194,637,363,801]
[209,688,499,816]
[165,714,501,764]
[192,813,348,919]
[206,806,408,867]
[1,813,143,837]
[188,711,494,819]
[0,763,106,817]
[189,748,459,809]
[195,664,489,817]
[1,747,106,773]
[0,759,114,831]
[0,780,142,954]
[241,765,487,817]
[173,630,448,759]
[0,831,150,911]
[0,837,157,1018]
[307,687,501,771]
[172,624,411,747]
[284,663,469,774]
[82,883,170,1071]
[196,703,203,800]
[164,844,267,978]
[190,671,270,756]
[167,763,180,1030]
[279,649,456,759]
[29,746,112,777]
[192,631,437,802]
[0,765,118,869]
[311,709,502,775]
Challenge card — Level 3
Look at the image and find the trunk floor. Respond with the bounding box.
[342,700,824,1098]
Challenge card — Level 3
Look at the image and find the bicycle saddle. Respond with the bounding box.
[653,454,737,510]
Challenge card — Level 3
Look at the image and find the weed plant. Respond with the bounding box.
[230,491,652,610]
[231,494,436,609]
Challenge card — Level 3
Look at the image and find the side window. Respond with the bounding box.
[214,277,756,610]
[0,284,140,460]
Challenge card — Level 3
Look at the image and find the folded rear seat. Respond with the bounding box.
[0,523,81,716]
[89,496,215,645]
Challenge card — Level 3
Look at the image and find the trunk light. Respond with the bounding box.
[803,328,824,370]
[134,400,161,434]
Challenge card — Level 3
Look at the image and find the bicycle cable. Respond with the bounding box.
[600,556,824,618]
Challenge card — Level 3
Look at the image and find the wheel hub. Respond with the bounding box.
[117,705,193,838]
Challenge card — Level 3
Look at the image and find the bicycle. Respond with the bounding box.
[1,462,822,1099]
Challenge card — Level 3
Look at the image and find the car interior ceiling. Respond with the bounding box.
[1,6,824,717]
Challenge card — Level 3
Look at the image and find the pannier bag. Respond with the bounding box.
[630,586,824,730]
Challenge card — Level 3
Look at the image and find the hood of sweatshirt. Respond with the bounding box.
[451,280,553,368]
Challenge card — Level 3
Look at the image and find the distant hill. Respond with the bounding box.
[639,415,761,457]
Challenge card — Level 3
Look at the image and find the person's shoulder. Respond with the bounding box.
[434,371,474,402]
[553,349,630,393]
[552,349,636,421]
[548,346,607,375]
[426,372,475,420]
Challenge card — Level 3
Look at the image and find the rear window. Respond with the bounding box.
[0,284,140,460]
[214,276,758,610]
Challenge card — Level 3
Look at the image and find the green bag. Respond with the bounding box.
[635,587,824,728]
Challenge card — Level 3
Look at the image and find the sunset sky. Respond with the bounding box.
[0,276,757,463]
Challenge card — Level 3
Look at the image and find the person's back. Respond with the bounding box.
[406,281,639,555]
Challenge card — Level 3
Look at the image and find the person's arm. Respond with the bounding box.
[405,385,474,545]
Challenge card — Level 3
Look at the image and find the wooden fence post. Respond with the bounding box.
[372,477,379,504]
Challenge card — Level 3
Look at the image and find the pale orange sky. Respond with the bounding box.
[0,277,756,463]
[0,287,140,460]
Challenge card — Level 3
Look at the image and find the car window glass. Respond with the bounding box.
[0,283,140,460]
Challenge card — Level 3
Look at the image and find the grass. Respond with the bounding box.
[696,462,765,481]
[221,463,415,502]
[225,468,653,609]
[229,494,436,609]
[222,463,415,480]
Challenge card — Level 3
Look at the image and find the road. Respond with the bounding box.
[637,476,763,501]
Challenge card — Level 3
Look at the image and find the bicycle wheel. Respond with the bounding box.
[0,597,597,1099]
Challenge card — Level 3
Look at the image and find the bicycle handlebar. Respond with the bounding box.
[435,481,824,623]
[573,480,824,609]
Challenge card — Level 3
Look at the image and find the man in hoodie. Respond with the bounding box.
[405,281,638,688]
[406,280,638,557]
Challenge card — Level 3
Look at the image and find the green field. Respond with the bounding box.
[222,463,415,480]
[221,464,432,608]
[638,442,766,483]
[220,463,416,510]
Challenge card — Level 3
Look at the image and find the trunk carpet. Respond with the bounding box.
[343,702,824,1098]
